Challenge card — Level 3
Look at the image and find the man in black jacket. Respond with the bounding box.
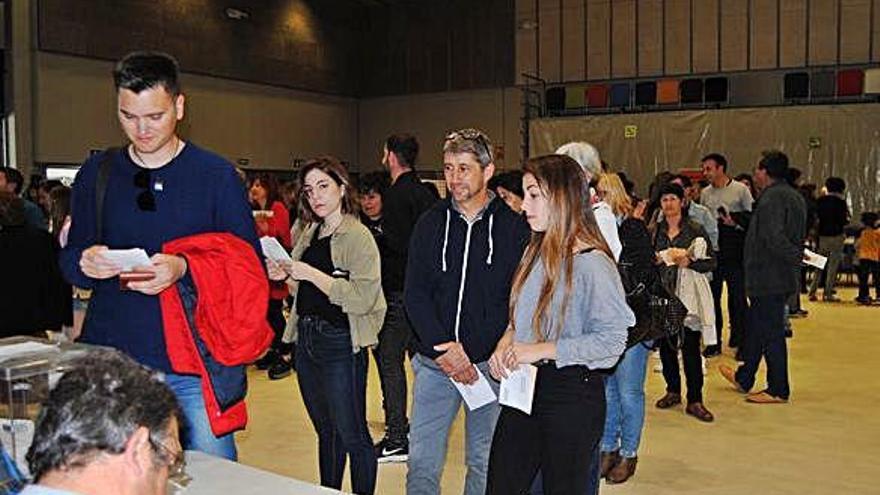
[372,134,438,463]
[720,151,806,404]
[404,129,530,495]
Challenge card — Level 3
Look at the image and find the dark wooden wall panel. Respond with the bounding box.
[809,0,839,65]
[38,0,364,96]
[562,0,587,81]
[665,0,692,74]
[721,0,749,71]
[612,0,638,77]
[780,0,807,67]
[750,0,779,69]
[586,0,611,79]
[839,0,872,62]
[539,0,563,81]
[874,0,880,61]
[692,0,720,72]
[516,0,539,84]
[638,0,664,75]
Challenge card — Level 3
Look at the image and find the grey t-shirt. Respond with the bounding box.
[700,179,754,216]
[512,250,634,369]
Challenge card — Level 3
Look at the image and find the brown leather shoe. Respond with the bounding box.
[606,456,638,484]
[599,450,621,479]
[685,402,715,422]
[655,392,682,409]
[718,365,746,393]
[746,390,788,404]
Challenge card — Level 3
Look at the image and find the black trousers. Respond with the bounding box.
[710,259,748,347]
[486,365,605,495]
[370,292,412,442]
[858,259,880,300]
[659,329,703,404]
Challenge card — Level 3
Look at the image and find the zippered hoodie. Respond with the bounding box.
[405,195,530,363]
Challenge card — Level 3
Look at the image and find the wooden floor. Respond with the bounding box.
[235,287,879,494]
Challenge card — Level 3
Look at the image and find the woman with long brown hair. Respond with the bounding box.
[485,154,634,494]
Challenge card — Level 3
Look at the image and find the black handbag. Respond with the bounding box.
[620,262,688,348]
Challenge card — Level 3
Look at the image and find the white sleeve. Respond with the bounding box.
[593,204,622,262]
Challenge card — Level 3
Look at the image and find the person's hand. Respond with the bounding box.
[720,211,736,226]
[675,255,692,268]
[632,200,648,220]
[489,335,515,380]
[288,261,316,282]
[434,342,476,384]
[127,254,187,295]
[79,245,122,279]
[266,259,288,281]
[510,342,553,366]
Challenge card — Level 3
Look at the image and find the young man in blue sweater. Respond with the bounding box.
[59,52,259,460]
[404,129,530,495]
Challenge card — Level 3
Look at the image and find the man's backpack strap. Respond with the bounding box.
[94,147,120,244]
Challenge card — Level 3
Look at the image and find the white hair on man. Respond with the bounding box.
[555,142,602,181]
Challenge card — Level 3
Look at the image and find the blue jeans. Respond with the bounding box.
[601,343,650,458]
[736,294,790,399]
[296,316,377,495]
[407,354,500,495]
[164,373,237,460]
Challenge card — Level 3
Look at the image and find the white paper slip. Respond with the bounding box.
[499,364,538,415]
[260,236,292,263]
[450,366,497,411]
[803,248,828,270]
[102,248,151,271]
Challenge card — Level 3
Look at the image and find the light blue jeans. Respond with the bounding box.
[164,373,238,461]
[600,343,650,458]
[406,354,500,495]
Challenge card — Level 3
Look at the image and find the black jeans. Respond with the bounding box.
[486,365,605,495]
[659,330,704,404]
[710,259,749,347]
[371,292,411,442]
[737,294,790,399]
[857,259,880,300]
[296,316,377,494]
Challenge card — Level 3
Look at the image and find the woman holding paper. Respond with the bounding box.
[266,156,384,495]
[486,154,634,494]
[652,183,716,423]
[249,172,293,380]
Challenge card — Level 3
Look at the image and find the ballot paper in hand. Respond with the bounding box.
[450,366,497,411]
[102,248,151,271]
[260,236,292,263]
[803,248,828,270]
[499,364,538,415]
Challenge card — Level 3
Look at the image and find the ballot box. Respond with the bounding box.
[0,337,95,476]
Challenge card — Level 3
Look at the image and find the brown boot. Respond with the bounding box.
[606,456,638,484]
[599,450,621,478]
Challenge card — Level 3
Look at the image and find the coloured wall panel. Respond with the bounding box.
[720,0,749,71]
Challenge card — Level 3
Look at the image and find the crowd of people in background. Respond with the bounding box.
[2,50,880,495]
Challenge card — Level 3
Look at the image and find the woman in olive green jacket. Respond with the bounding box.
[267,156,385,495]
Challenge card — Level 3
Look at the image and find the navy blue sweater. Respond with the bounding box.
[405,196,530,363]
[60,143,260,372]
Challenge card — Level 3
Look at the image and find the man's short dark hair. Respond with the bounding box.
[0,167,24,195]
[701,153,728,171]
[0,191,26,227]
[385,134,419,169]
[825,176,846,193]
[113,51,182,96]
[494,170,524,199]
[758,150,790,180]
[672,174,693,188]
[357,171,391,196]
[26,350,181,481]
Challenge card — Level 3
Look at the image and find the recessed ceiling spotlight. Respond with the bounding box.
[225,7,250,20]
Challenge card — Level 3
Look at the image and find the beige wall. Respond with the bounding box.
[517,0,880,84]
[357,88,523,174]
[34,52,358,169]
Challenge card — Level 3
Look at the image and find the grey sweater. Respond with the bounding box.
[512,250,634,369]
